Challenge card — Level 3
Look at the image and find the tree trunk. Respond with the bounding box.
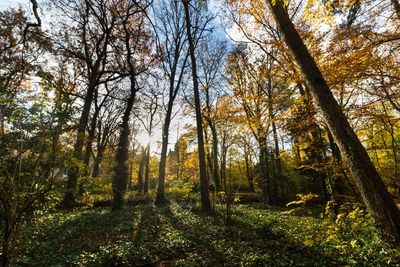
[244,143,255,192]
[1,223,11,267]
[209,123,221,191]
[112,80,135,210]
[62,79,97,208]
[204,126,213,184]
[83,105,101,177]
[182,0,211,212]
[266,0,400,245]
[259,137,274,204]
[144,144,150,193]
[221,145,227,191]
[137,150,145,193]
[92,147,104,178]
[268,97,282,175]
[155,104,172,204]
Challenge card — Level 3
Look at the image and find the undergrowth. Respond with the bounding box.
[5,199,400,266]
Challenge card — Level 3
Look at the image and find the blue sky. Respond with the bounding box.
[0,0,226,154]
[0,0,31,10]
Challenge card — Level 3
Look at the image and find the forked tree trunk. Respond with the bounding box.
[266,0,400,245]
[182,0,211,212]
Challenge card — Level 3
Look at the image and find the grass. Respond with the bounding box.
[7,198,400,266]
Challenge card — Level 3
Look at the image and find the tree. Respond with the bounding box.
[91,97,121,178]
[111,0,154,210]
[225,49,276,203]
[182,0,211,211]
[52,0,118,207]
[0,9,64,265]
[197,39,228,192]
[152,0,189,204]
[265,0,400,245]
[134,88,159,193]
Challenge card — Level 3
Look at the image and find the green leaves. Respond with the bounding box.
[11,201,400,266]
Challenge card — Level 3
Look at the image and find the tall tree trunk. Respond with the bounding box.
[155,104,172,204]
[221,149,227,191]
[266,0,400,245]
[204,125,213,183]
[244,145,255,192]
[63,79,97,207]
[220,133,227,190]
[267,89,282,175]
[182,0,211,212]
[83,105,101,177]
[137,150,145,193]
[1,222,11,267]
[92,146,104,178]
[267,77,282,200]
[209,123,221,191]
[112,80,136,210]
[259,136,274,204]
[144,144,150,193]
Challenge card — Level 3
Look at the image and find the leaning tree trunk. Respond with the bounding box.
[182,0,211,212]
[266,0,400,245]
[112,81,136,210]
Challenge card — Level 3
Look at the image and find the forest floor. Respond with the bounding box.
[9,194,400,266]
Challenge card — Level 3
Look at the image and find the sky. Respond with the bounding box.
[0,0,32,11]
[0,0,198,156]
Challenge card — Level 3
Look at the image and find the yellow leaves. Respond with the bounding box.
[335,212,346,223]
[248,0,268,23]
[286,193,319,207]
[303,239,314,247]
[347,207,361,219]
[350,240,358,248]
[326,225,340,243]
[302,0,336,30]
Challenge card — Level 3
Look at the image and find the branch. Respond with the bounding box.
[23,0,42,45]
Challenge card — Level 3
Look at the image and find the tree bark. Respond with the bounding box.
[209,123,221,191]
[62,78,97,208]
[144,144,150,193]
[266,0,400,245]
[182,0,211,212]
[112,80,136,210]
[155,104,172,204]
[92,147,104,178]
[137,149,145,193]
[259,136,275,204]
